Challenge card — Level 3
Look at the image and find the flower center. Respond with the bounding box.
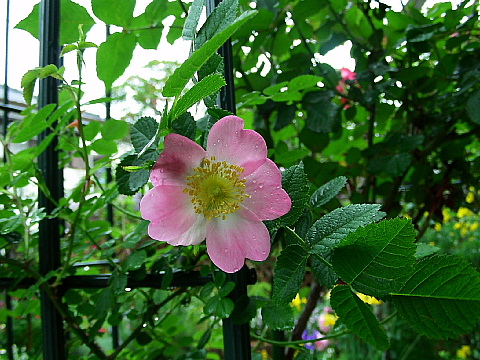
[184,156,249,220]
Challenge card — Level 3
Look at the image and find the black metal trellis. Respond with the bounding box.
[1,0,256,359]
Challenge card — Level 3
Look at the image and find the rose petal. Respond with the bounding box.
[242,159,292,220]
[140,185,206,245]
[151,133,206,187]
[205,208,271,273]
[207,116,267,176]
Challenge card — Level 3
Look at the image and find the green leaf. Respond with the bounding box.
[415,243,440,260]
[21,69,41,106]
[83,121,101,141]
[183,0,204,40]
[96,32,136,90]
[172,112,197,140]
[261,303,294,330]
[194,0,238,50]
[467,90,480,124]
[332,218,417,296]
[272,245,308,305]
[132,0,168,27]
[307,204,384,250]
[197,328,212,350]
[14,0,95,45]
[13,104,57,143]
[163,9,257,98]
[311,248,338,288]
[77,41,98,50]
[111,273,128,294]
[288,75,323,92]
[330,285,390,350]
[122,250,147,271]
[91,138,117,156]
[218,281,236,298]
[39,64,59,79]
[169,73,226,121]
[93,288,114,318]
[60,44,78,57]
[91,0,135,27]
[116,149,159,195]
[392,255,480,339]
[136,28,163,50]
[130,117,159,153]
[310,176,347,208]
[276,163,309,227]
[101,119,129,140]
[204,296,234,318]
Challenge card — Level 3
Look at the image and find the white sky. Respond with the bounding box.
[0,0,463,119]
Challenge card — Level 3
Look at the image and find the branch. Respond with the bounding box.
[286,281,323,360]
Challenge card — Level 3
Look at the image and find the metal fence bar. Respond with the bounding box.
[205,1,253,359]
[37,0,65,358]
[0,269,257,290]
[3,1,15,359]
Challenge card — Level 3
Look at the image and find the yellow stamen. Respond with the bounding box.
[183,156,249,220]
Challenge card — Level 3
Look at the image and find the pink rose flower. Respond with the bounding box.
[340,67,356,82]
[140,115,292,273]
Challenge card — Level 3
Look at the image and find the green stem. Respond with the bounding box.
[1,140,32,258]
[284,226,307,246]
[55,47,92,285]
[284,226,335,269]
[251,328,351,348]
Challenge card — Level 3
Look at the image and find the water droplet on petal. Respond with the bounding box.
[258,183,264,189]
[262,250,267,255]
[233,267,240,272]
[252,179,257,184]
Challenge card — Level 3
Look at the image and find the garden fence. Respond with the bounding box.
[0,0,255,359]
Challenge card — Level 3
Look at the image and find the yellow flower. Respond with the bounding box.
[291,294,307,311]
[470,222,479,232]
[442,208,452,223]
[357,293,382,305]
[261,349,269,360]
[456,345,471,359]
[454,223,462,230]
[323,313,338,327]
[466,192,475,204]
[457,207,473,218]
[434,223,442,231]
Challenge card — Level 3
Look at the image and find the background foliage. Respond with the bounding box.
[2,0,480,359]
